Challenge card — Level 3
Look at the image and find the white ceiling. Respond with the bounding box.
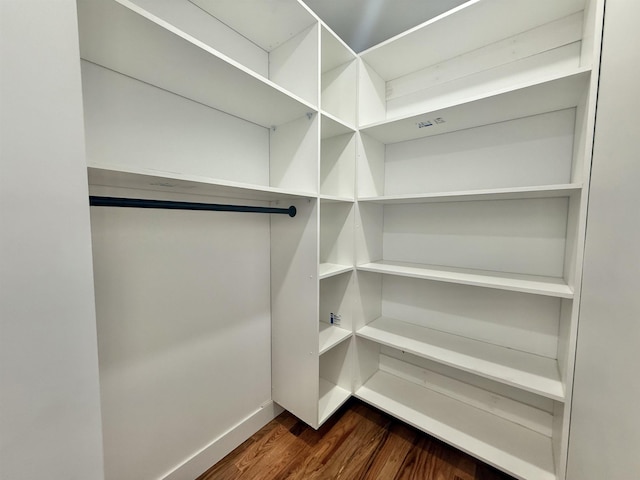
[303,0,469,52]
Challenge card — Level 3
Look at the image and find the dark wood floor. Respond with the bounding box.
[197,398,514,480]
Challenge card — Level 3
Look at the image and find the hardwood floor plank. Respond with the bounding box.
[196,399,514,480]
[360,422,419,480]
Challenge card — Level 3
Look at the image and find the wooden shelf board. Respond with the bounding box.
[355,371,556,480]
[319,263,354,280]
[321,111,356,139]
[190,0,316,51]
[318,378,351,426]
[88,166,316,202]
[357,317,564,401]
[77,0,316,129]
[360,0,586,81]
[360,69,591,144]
[358,184,582,204]
[319,323,352,355]
[356,261,573,298]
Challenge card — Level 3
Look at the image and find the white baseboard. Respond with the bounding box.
[161,401,284,480]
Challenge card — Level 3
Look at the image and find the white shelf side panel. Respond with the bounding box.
[356,370,555,480]
[271,199,320,427]
[382,198,569,278]
[357,317,563,401]
[360,70,590,144]
[357,261,573,299]
[381,109,576,196]
[77,0,315,130]
[360,0,586,80]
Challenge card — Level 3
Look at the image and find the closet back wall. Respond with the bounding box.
[90,201,272,480]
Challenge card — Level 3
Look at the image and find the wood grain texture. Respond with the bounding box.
[197,399,513,480]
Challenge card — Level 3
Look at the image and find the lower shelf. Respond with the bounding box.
[355,370,555,480]
[319,262,353,279]
[318,377,350,427]
[319,323,351,354]
[357,316,564,401]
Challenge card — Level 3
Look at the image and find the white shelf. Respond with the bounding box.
[77,0,316,129]
[191,0,316,51]
[360,69,591,143]
[359,184,582,204]
[355,370,555,480]
[319,263,353,280]
[321,111,356,139]
[88,166,316,202]
[360,0,586,81]
[318,377,351,426]
[357,317,564,401]
[356,261,573,298]
[319,323,352,355]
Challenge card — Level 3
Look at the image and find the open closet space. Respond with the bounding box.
[76,0,603,479]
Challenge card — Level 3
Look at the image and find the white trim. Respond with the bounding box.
[161,401,283,480]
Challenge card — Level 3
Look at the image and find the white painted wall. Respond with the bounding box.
[0,1,104,479]
[567,0,640,478]
[90,197,274,480]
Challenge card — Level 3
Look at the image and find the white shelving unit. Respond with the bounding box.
[355,355,556,480]
[354,1,604,479]
[77,0,605,478]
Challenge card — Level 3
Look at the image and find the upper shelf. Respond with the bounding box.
[77,0,316,129]
[359,0,587,81]
[360,68,591,144]
[189,0,316,51]
[357,260,573,298]
[88,166,316,202]
[358,184,582,204]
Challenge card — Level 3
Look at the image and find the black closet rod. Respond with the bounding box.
[89,196,297,217]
